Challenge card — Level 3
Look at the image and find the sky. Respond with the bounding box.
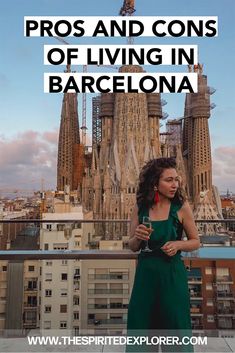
[0,0,235,195]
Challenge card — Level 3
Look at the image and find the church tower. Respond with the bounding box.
[57,93,83,192]
[183,64,214,207]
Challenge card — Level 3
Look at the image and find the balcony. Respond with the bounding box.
[190,292,203,299]
[24,286,37,292]
[88,274,129,280]
[192,324,203,330]
[217,291,234,299]
[188,277,202,284]
[216,276,233,284]
[217,308,235,316]
[88,289,129,295]
[88,318,127,326]
[88,303,128,310]
[190,306,203,317]
[23,303,38,308]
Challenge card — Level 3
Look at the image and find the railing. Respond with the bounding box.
[0,218,234,336]
[88,289,129,295]
[217,291,234,298]
[216,276,233,283]
[190,293,203,298]
[23,303,37,308]
[88,304,128,309]
[88,274,129,280]
[217,309,234,315]
[188,277,202,283]
[88,318,127,325]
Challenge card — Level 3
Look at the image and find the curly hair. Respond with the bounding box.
[136,157,186,210]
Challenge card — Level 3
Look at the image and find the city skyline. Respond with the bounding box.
[0,0,235,193]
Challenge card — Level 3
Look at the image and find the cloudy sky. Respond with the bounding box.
[0,0,235,194]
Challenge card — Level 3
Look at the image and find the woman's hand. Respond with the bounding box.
[134,224,153,242]
[161,241,180,257]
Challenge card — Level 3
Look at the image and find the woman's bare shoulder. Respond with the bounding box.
[177,201,193,222]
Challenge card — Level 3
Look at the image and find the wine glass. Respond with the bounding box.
[142,216,153,252]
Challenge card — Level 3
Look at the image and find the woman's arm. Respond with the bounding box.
[177,201,200,252]
[129,205,152,252]
[161,201,200,256]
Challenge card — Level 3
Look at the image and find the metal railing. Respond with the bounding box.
[88,289,129,295]
[88,318,127,325]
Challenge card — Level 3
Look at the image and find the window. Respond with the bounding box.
[60,321,67,329]
[74,268,80,276]
[60,305,67,313]
[46,224,52,231]
[44,321,51,329]
[74,312,79,320]
[44,244,49,250]
[53,243,68,250]
[61,289,68,296]
[205,267,212,275]
[46,224,52,232]
[45,289,52,297]
[46,261,52,266]
[73,296,79,305]
[57,224,65,231]
[2,266,7,271]
[74,327,79,336]
[45,305,51,313]
[206,284,213,290]
[45,273,52,281]
[61,273,67,281]
[28,280,37,289]
[207,315,215,322]
[207,300,214,306]
[27,296,37,306]
[28,266,35,272]
[61,260,67,266]
[25,311,37,321]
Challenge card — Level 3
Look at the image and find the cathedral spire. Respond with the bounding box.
[57,93,80,191]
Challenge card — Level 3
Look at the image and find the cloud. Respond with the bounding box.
[0,130,58,191]
[212,146,235,192]
[1,130,234,195]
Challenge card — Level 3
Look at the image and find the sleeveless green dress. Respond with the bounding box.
[126,201,193,352]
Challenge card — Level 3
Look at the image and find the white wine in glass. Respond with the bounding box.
[142,216,152,252]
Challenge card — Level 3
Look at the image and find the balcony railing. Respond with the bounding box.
[88,318,127,325]
[190,292,203,298]
[88,289,129,295]
[216,276,233,283]
[88,304,128,310]
[217,309,234,315]
[217,291,234,298]
[188,277,202,283]
[23,303,37,308]
[88,274,129,280]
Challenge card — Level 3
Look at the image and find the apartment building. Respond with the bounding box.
[184,252,235,335]
[80,240,136,335]
[40,203,85,334]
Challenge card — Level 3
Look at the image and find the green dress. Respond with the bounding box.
[126,201,193,353]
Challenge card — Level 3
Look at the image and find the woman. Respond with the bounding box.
[126,158,200,352]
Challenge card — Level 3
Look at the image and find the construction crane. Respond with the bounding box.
[119,0,136,44]
[119,0,136,16]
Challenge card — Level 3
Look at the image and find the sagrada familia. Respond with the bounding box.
[57,64,222,235]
